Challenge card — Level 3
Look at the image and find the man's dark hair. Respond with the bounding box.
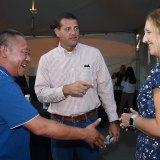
[0,29,24,46]
[50,12,78,30]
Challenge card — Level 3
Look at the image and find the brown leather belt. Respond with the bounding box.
[51,109,97,122]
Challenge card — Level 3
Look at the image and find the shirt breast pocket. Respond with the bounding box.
[75,66,93,85]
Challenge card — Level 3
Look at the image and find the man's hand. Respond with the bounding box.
[83,118,106,148]
[63,81,93,97]
[108,122,120,143]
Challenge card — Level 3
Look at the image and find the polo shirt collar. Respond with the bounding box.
[0,66,15,80]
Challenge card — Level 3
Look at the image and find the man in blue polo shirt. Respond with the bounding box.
[0,65,38,160]
[0,29,105,160]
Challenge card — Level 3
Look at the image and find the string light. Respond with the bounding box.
[29,0,38,36]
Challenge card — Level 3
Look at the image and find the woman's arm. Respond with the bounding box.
[120,88,160,138]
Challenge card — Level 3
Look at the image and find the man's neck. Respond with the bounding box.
[60,43,77,52]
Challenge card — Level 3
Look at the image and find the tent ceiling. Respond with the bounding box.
[1,0,160,36]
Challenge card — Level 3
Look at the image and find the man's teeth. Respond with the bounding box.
[21,64,26,68]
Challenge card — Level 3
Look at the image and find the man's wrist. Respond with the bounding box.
[110,120,119,124]
[63,85,70,97]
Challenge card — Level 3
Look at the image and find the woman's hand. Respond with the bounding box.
[119,108,138,129]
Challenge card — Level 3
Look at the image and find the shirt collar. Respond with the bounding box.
[0,66,15,80]
[58,43,78,55]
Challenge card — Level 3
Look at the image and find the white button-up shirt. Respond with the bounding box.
[35,43,118,122]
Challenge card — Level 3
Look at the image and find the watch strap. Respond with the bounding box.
[130,114,138,128]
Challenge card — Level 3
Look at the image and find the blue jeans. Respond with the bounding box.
[51,114,99,160]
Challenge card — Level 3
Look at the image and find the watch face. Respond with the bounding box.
[129,117,133,126]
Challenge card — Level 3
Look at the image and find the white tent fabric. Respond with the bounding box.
[0,0,160,36]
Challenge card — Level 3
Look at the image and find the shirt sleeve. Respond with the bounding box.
[0,82,39,129]
[153,64,160,88]
[96,50,119,122]
[35,56,66,103]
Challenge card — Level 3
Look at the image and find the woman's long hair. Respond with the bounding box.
[124,67,136,84]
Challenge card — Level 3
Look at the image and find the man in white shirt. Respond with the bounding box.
[35,12,120,160]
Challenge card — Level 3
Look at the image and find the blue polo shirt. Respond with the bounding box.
[0,66,39,160]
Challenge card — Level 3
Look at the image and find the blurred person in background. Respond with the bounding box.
[118,66,136,115]
[112,64,126,113]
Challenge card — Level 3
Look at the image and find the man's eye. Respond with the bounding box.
[26,52,30,56]
[65,28,70,31]
[75,27,79,30]
[22,50,30,56]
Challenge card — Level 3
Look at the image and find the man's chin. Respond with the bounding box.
[70,39,78,44]
[18,71,25,77]
[71,43,77,48]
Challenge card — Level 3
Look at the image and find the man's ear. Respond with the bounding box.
[0,45,8,58]
[54,28,60,37]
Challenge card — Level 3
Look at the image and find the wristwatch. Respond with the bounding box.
[129,114,138,128]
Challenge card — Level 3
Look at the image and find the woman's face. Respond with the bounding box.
[143,20,160,57]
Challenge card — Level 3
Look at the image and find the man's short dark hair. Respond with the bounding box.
[0,29,24,46]
[50,12,78,30]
